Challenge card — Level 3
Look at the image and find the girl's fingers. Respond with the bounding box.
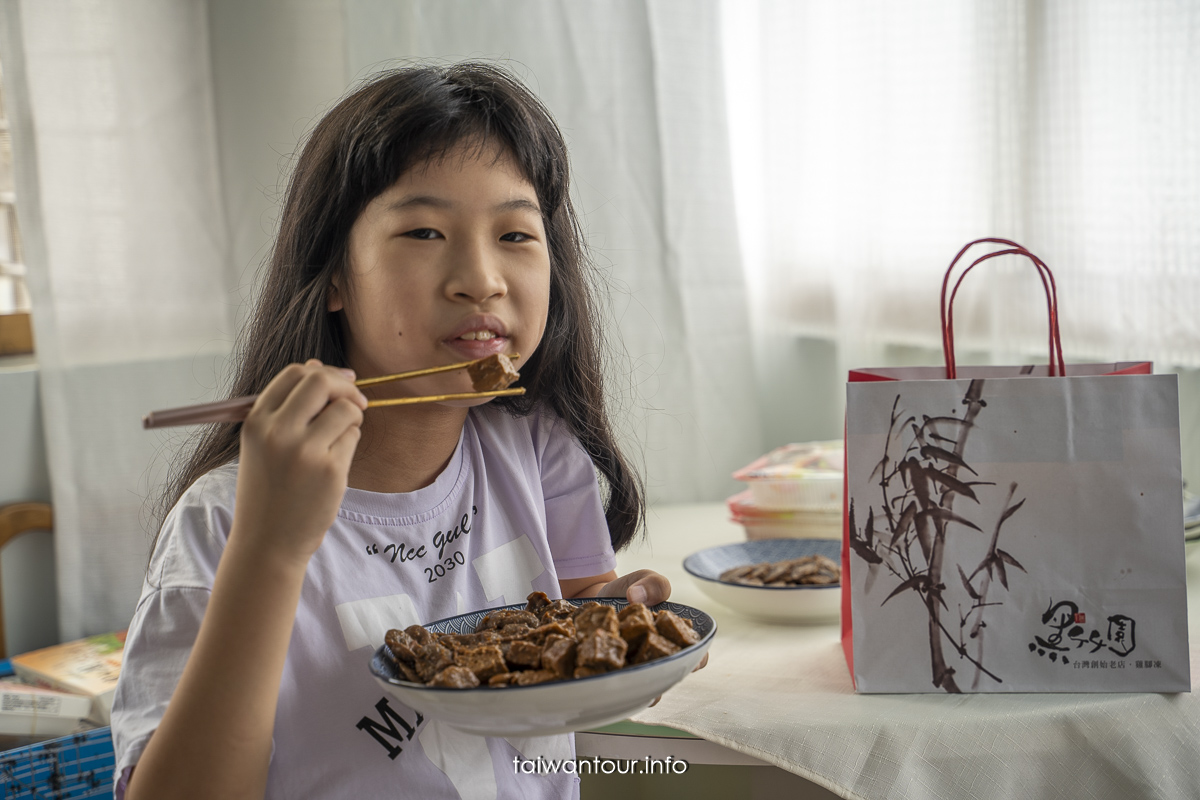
[253,360,320,415]
[594,570,673,605]
[328,419,363,465]
[622,571,672,606]
[274,364,366,430]
[306,396,365,451]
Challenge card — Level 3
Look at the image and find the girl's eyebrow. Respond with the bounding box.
[385,195,541,214]
[495,198,542,214]
[386,195,452,212]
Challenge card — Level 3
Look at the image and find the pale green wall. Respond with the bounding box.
[0,355,57,654]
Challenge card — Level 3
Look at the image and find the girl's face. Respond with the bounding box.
[331,144,551,401]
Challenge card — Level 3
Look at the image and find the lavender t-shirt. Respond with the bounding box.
[111,405,617,799]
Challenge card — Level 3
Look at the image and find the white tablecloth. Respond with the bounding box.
[624,504,1200,800]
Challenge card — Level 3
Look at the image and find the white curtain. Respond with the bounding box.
[1,0,234,639]
[724,0,1200,371]
[5,0,765,637]
[343,0,765,504]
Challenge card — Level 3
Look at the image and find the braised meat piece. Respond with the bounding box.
[381,633,424,681]
[384,628,419,665]
[502,639,543,669]
[795,554,840,585]
[573,665,608,679]
[488,672,519,687]
[577,629,628,671]
[512,669,559,686]
[538,599,576,624]
[475,608,539,632]
[466,353,520,392]
[396,657,424,681]
[497,623,538,641]
[763,562,794,583]
[405,624,437,646]
[428,665,480,689]
[456,645,508,682]
[617,603,655,645]
[440,631,502,650]
[719,565,763,585]
[574,604,619,640]
[654,610,700,647]
[524,591,551,615]
[526,620,575,644]
[541,635,578,679]
[631,631,680,664]
[414,641,456,682]
[574,601,603,617]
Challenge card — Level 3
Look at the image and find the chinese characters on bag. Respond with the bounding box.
[1030,599,1157,668]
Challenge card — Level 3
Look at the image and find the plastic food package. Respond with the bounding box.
[732,441,844,511]
[726,490,841,540]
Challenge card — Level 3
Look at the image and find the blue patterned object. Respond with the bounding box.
[0,726,114,798]
[371,597,715,691]
[684,538,842,589]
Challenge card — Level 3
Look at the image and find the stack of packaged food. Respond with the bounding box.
[729,441,843,540]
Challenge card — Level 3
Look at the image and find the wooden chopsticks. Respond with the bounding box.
[142,355,522,429]
[352,355,516,387]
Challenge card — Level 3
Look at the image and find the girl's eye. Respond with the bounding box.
[500,232,533,243]
[403,228,441,240]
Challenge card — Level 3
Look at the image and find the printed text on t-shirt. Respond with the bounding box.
[364,506,478,582]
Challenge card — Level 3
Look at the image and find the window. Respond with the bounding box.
[724,1,1200,368]
[0,55,33,356]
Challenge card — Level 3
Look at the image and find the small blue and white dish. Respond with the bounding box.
[370,597,715,737]
[684,538,841,623]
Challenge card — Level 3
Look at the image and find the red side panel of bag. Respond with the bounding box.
[841,426,853,684]
[841,369,911,686]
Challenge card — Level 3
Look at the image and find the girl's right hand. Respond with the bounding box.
[232,359,368,566]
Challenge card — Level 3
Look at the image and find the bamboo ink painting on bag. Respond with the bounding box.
[843,373,1190,693]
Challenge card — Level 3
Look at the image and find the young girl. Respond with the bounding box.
[112,62,673,800]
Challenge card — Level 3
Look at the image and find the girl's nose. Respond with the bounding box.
[445,239,507,303]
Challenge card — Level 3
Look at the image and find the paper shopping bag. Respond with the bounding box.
[840,239,1190,693]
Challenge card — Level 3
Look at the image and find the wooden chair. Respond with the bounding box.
[0,502,52,660]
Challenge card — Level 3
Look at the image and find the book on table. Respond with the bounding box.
[10,631,126,725]
[0,679,93,737]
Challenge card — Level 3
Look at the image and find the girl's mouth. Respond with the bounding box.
[444,314,512,360]
[445,328,510,360]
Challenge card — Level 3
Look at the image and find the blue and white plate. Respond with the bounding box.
[369,598,715,737]
[684,538,841,623]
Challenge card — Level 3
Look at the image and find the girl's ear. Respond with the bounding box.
[327,279,344,313]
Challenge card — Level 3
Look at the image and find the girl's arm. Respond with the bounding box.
[126,361,366,800]
[560,569,671,605]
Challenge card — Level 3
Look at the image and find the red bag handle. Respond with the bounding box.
[940,238,1066,379]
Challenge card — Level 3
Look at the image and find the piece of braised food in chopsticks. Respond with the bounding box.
[383,592,701,689]
[465,352,521,392]
[720,554,840,587]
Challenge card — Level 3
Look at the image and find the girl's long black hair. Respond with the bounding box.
[155,62,643,553]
